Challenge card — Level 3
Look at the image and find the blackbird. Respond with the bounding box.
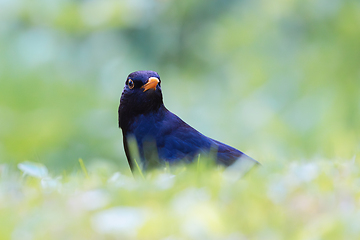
[118,70,258,171]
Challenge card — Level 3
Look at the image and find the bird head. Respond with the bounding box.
[119,70,164,129]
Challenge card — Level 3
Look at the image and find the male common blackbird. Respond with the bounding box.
[118,70,258,171]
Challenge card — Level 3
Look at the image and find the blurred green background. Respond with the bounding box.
[0,0,359,172]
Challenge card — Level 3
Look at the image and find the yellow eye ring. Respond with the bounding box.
[128,79,134,89]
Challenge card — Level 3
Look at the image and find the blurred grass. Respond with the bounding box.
[1,158,360,239]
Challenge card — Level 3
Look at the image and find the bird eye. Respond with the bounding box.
[128,79,134,89]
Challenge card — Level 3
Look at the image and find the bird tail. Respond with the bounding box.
[223,154,260,182]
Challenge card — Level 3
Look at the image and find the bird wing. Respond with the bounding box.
[155,110,213,162]
[157,110,257,166]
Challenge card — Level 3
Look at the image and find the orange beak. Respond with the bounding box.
[141,77,160,92]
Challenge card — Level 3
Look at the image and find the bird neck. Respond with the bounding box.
[119,101,166,131]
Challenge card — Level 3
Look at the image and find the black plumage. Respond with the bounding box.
[118,70,258,171]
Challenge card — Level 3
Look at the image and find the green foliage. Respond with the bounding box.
[1,159,360,239]
[0,0,359,170]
